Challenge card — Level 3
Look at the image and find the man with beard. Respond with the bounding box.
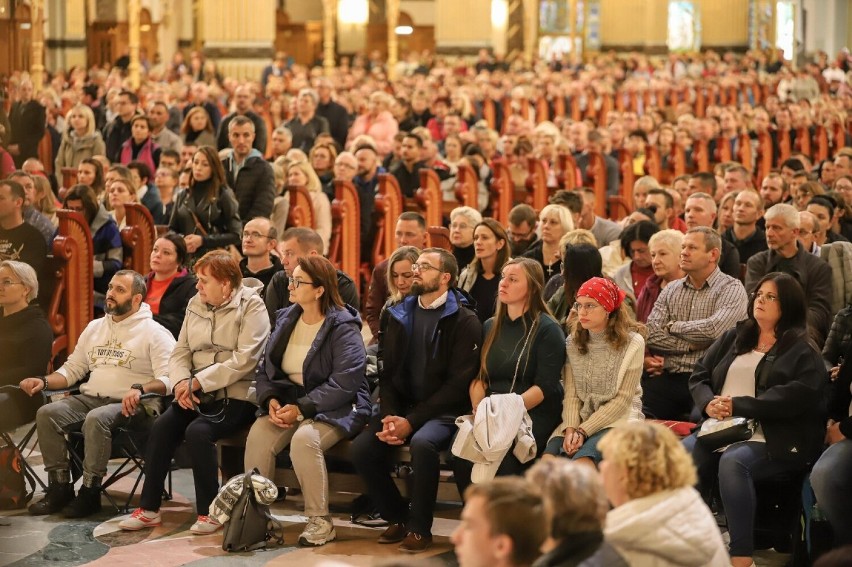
[20,270,176,518]
[351,248,482,553]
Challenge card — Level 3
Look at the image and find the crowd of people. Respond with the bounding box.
[1,44,852,566]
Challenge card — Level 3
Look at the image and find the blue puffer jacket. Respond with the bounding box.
[255,303,370,437]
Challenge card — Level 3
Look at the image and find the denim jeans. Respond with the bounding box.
[810,438,852,546]
[350,412,456,537]
[684,434,802,557]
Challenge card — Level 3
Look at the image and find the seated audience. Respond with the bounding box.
[76,158,106,200]
[544,277,644,466]
[351,249,481,553]
[454,258,565,492]
[0,179,48,278]
[613,220,658,301]
[507,203,538,257]
[722,189,767,264]
[169,146,242,260]
[31,176,57,228]
[107,177,138,229]
[55,104,106,172]
[542,228,598,301]
[451,477,548,567]
[239,217,283,298]
[808,195,849,243]
[146,232,197,338]
[181,106,216,149]
[10,171,54,246]
[245,256,370,547]
[683,192,741,279]
[121,252,270,534]
[450,206,482,269]
[599,422,730,567]
[644,227,748,420]
[457,219,510,324]
[685,272,826,567]
[63,185,123,297]
[746,203,833,347]
[347,92,399,158]
[635,229,684,323]
[127,161,165,224]
[389,133,427,198]
[522,204,573,280]
[21,271,175,518]
[153,166,179,221]
[525,459,628,567]
[0,261,51,432]
[120,115,161,173]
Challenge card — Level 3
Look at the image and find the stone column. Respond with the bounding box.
[198,0,276,81]
[31,0,45,91]
[323,0,336,76]
[45,0,87,72]
[387,0,400,80]
[128,0,141,89]
[522,0,537,68]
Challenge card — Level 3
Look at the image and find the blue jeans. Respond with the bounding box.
[350,411,456,537]
[810,438,852,546]
[683,434,802,557]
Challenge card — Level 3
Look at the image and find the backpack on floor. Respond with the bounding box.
[0,444,30,509]
[221,470,283,552]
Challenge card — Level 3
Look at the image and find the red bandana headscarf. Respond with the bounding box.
[576,277,626,313]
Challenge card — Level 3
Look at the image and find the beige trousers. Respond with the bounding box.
[244,417,345,517]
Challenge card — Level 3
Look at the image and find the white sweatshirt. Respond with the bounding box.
[57,303,176,398]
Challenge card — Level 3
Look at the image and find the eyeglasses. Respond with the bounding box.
[288,277,318,289]
[0,279,24,288]
[242,231,271,240]
[572,302,602,313]
[751,291,779,303]
[507,228,534,240]
[411,263,440,273]
[450,222,472,231]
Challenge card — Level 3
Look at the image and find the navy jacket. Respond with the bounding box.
[255,303,371,437]
[689,323,827,466]
[379,289,482,429]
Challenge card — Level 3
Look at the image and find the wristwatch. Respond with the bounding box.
[295,408,305,422]
[131,384,145,395]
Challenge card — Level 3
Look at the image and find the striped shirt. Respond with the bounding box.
[646,267,748,373]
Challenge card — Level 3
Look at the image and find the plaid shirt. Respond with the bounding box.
[646,267,748,374]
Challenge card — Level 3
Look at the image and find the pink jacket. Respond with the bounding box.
[347,110,399,158]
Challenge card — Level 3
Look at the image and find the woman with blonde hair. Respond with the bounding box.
[543,277,644,467]
[521,204,574,280]
[346,91,399,158]
[384,246,420,305]
[271,160,332,254]
[32,175,58,228]
[55,104,106,171]
[598,422,729,566]
[453,257,565,493]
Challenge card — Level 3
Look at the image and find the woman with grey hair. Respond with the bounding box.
[635,229,684,323]
[0,260,52,432]
[449,206,482,269]
[526,459,628,567]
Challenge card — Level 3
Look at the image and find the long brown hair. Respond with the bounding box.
[469,218,510,275]
[568,301,645,354]
[189,146,228,203]
[478,257,554,385]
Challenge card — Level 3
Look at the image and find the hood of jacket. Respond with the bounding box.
[105,302,154,330]
[386,287,476,333]
[230,148,264,167]
[273,301,362,334]
[67,131,102,149]
[90,203,113,233]
[605,487,728,566]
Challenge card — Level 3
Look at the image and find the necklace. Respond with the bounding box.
[755,340,775,352]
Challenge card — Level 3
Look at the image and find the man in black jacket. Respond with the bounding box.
[103,90,139,163]
[351,248,482,553]
[315,79,349,150]
[264,227,358,322]
[8,79,46,168]
[222,116,276,222]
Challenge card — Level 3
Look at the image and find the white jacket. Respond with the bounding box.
[58,303,176,398]
[452,393,537,483]
[169,283,270,403]
[605,487,730,567]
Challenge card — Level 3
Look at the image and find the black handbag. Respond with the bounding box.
[221,469,283,552]
[696,417,756,451]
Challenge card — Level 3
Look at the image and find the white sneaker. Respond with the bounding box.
[190,515,223,535]
[298,516,336,546]
[118,508,162,531]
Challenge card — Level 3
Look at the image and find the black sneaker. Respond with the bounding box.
[61,484,102,518]
[28,483,75,516]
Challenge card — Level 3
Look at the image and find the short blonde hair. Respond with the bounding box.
[286,160,322,193]
[65,104,96,137]
[598,422,697,500]
[648,229,684,257]
[559,228,597,250]
[539,203,575,233]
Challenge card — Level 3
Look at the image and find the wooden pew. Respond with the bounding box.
[815,125,829,163]
[778,128,792,165]
[618,149,636,210]
[49,210,94,358]
[286,185,316,230]
[416,169,443,228]
[427,226,451,251]
[60,167,77,190]
[737,132,754,174]
[756,131,774,188]
[693,139,710,173]
[795,127,812,161]
[374,173,404,266]
[120,203,156,275]
[586,151,608,218]
[454,163,479,210]
[535,96,549,124]
[482,98,497,131]
[644,144,662,180]
[330,179,361,283]
[525,158,549,212]
[489,160,513,226]
[556,153,578,190]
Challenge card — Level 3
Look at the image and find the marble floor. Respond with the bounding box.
[0,427,792,567]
